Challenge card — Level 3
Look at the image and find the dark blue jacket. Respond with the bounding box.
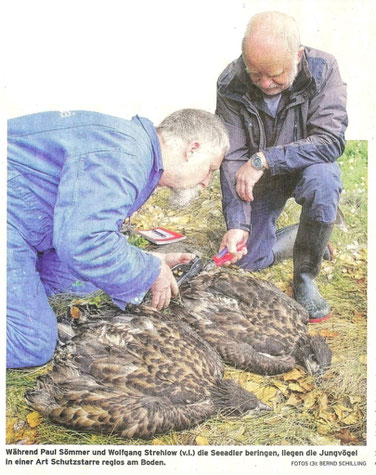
[216,47,348,232]
[8,110,163,308]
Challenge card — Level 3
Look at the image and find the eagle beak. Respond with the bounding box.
[257,401,272,411]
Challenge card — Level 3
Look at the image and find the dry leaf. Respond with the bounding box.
[352,311,366,324]
[316,329,340,339]
[247,374,265,384]
[303,391,317,409]
[196,435,209,445]
[244,381,262,393]
[349,395,362,404]
[333,404,350,421]
[151,438,166,445]
[70,305,81,319]
[288,382,305,393]
[319,393,329,410]
[272,380,289,395]
[335,428,359,445]
[342,411,360,425]
[299,380,315,392]
[283,368,304,381]
[6,418,18,444]
[317,423,331,435]
[285,394,301,406]
[6,417,38,445]
[256,385,278,402]
[27,412,43,428]
[318,409,336,423]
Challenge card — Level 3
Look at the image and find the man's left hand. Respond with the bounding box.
[236,153,267,201]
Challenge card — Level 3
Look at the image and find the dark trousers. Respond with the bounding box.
[238,162,342,271]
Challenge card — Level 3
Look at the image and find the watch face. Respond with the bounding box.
[252,155,263,169]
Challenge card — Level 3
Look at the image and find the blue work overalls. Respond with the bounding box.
[7,111,163,368]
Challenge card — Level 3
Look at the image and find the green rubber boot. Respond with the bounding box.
[292,217,334,323]
[273,223,333,265]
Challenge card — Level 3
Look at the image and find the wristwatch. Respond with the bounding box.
[250,154,266,171]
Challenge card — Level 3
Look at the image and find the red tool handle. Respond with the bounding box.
[213,243,246,267]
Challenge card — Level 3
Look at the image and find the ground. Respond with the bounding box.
[6,141,367,446]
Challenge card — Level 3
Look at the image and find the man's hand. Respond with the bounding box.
[161,252,196,268]
[236,153,267,201]
[219,229,249,265]
[149,252,195,310]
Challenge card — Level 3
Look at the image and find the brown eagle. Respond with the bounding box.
[168,268,332,377]
[25,307,269,440]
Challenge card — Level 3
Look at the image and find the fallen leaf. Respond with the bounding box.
[27,412,43,428]
[256,385,278,402]
[288,382,305,393]
[70,306,81,319]
[283,368,304,381]
[6,417,38,445]
[285,394,301,406]
[196,435,209,445]
[315,329,340,339]
[335,428,359,445]
[349,395,362,404]
[317,423,331,435]
[244,381,262,393]
[272,380,289,395]
[342,411,360,425]
[151,438,166,445]
[333,404,350,421]
[318,409,336,423]
[319,393,329,410]
[247,374,265,384]
[299,380,315,392]
[303,391,317,409]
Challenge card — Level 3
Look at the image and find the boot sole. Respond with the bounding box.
[308,313,331,324]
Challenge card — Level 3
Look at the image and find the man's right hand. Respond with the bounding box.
[219,229,249,264]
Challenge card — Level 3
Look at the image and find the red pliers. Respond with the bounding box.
[204,243,246,271]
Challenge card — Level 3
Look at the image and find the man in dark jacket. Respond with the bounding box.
[216,11,347,323]
[7,108,229,368]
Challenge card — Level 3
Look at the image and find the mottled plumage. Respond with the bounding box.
[169,269,332,376]
[25,308,269,439]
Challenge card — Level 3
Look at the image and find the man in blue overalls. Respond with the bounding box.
[7,108,229,368]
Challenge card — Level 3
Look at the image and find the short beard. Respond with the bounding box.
[245,57,299,93]
[168,185,202,208]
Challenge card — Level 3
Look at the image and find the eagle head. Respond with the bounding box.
[295,334,332,378]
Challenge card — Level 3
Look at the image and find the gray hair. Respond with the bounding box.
[242,11,301,59]
[157,109,230,156]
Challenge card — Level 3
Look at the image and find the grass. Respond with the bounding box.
[6,140,367,446]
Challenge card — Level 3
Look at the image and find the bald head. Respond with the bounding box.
[242,11,303,95]
[242,11,301,58]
